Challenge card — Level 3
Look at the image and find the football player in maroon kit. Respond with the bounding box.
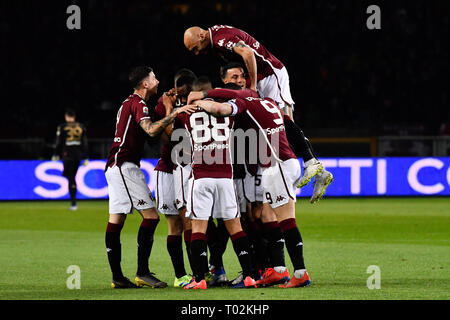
[104,66,196,289]
[218,63,272,284]
[190,84,311,288]
[175,99,257,290]
[183,25,333,203]
[152,68,198,288]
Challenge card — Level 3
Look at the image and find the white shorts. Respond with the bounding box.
[261,158,300,208]
[255,165,264,202]
[187,178,239,221]
[241,167,256,203]
[173,164,192,210]
[153,170,178,215]
[257,66,295,111]
[105,162,155,214]
[234,178,247,213]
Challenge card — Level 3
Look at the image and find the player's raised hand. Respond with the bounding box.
[162,89,177,114]
[187,91,205,105]
[176,104,198,115]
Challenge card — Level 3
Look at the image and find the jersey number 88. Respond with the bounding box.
[190,112,230,144]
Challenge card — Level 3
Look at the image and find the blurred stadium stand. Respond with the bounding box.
[0,0,448,159]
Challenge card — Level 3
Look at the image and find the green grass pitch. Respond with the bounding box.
[0,198,449,300]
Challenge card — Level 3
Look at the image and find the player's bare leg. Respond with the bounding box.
[134,208,167,288]
[272,199,311,288]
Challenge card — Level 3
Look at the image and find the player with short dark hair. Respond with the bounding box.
[220,62,247,89]
[184,25,333,203]
[53,109,88,211]
[192,75,213,91]
[153,68,198,288]
[104,66,196,289]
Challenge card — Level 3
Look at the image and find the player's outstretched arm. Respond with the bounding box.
[140,105,197,138]
[187,91,207,105]
[187,88,240,105]
[193,100,233,117]
[233,41,257,91]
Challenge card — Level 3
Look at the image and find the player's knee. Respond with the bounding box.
[108,213,126,225]
[140,207,159,220]
[166,215,183,235]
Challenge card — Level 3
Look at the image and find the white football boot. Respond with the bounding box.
[310,170,334,204]
[297,159,324,188]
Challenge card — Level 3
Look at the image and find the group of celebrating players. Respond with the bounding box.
[103,25,333,290]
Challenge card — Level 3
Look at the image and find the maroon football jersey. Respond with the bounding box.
[153,97,174,173]
[208,25,284,81]
[177,110,235,180]
[105,93,150,169]
[228,96,296,168]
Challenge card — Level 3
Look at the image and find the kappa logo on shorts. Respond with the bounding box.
[175,199,181,205]
[162,204,169,210]
[137,199,147,206]
[276,195,286,202]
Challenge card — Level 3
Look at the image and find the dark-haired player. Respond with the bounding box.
[104,66,196,289]
[219,63,271,282]
[53,109,88,211]
[192,75,213,91]
[184,25,333,203]
[153,68,197,288]
[191,84,311,288]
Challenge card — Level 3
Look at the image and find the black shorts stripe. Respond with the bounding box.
[180,167,186,204]
[156,170,160,209]
[233,181,240,218]
[118,166,134,213]
[241,178,251,203]
[190,179,196,218]
[278,163,294,200]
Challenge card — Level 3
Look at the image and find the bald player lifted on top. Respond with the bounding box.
[183,25,333,203]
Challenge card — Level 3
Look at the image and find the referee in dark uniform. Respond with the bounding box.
[52,109,88,210]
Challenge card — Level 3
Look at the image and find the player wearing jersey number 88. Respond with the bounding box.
[190,112,230,144]
[177,109,257,289]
